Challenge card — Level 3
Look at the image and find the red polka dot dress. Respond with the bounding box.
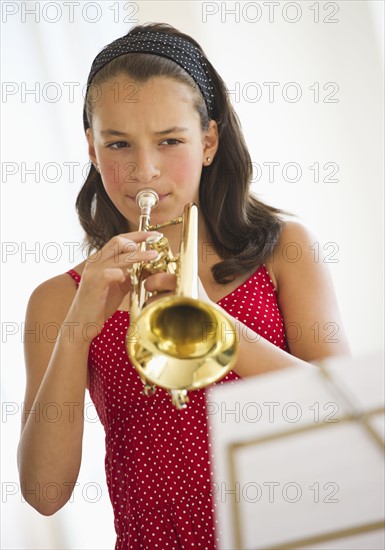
[66,264,289,549]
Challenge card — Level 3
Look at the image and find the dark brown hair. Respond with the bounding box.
[76,23,290,283]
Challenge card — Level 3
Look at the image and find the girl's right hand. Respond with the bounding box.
[66,231,161,335]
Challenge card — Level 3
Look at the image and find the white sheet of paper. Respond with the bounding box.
[207,351,385,549]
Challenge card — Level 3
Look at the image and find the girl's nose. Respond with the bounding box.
[133,149,160,183]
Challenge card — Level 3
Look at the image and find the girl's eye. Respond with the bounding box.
[161,139,182,146]
[107,142,129,149]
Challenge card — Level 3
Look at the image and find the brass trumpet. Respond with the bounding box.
[126,188,239,409]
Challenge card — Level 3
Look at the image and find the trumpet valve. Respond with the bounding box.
[144,235,176,273]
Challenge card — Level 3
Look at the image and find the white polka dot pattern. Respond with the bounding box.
[66,264,288,549]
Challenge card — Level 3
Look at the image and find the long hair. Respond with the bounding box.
[77,22,291,283]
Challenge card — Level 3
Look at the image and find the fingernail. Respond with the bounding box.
[146,234,163,245]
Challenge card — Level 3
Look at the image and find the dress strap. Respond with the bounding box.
[66,269,81,288]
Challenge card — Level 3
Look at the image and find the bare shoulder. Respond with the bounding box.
[27,262,85,322]
[28,272,77,317]
[279,219,314,239]
[265,219,351,361]
[265,220,318,290]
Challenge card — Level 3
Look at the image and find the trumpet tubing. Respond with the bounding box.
[126,188,239,409]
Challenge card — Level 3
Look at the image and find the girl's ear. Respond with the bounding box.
[86,128,98,166]
[202,120,219,166]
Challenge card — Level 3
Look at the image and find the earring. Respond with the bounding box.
[204,156,212,165]
[94,164,100,173]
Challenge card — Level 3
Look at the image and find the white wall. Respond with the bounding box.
[1,1,383,548]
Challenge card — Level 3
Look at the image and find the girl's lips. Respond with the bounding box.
[158,193,170,201]
[127,193,170,201]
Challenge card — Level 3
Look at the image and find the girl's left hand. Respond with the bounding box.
[143,273,213,304]
[143,272,176,304]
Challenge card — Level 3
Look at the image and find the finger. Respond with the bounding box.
[97,267,130,285]
[143,291,173,307]
[85,240,137,265]
[144,273,177,293]
[87,238,160,266]
[121,248,159,265]
[107,232,163,259]
[120,231,163,243]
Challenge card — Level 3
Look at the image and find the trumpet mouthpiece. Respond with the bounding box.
[136,188,159,210]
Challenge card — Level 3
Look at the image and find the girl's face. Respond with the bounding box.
[86,74,218,229]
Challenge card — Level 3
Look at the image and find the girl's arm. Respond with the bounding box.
[17,275,90,515]
[233,220,352,377]
[17,231,160,515]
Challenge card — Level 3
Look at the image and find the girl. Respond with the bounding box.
[18,23,351,549]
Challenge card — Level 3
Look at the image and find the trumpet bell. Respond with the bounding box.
[126,296,238,391]
[127,189,240,408]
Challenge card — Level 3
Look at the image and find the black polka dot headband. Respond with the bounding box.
[83,30,215,130]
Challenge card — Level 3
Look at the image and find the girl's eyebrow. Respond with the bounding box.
[100,126,189,138]
[155,126,189,136]
[100,129,127,138]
